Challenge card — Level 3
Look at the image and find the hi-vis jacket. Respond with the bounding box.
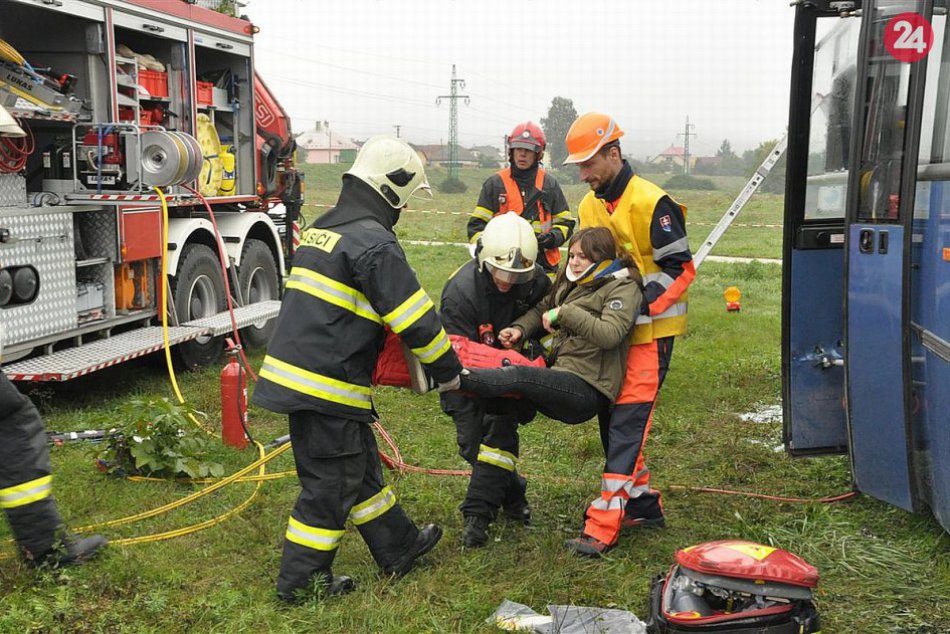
[577,162,694,344]
[468,165,574,274]
[253,179,462,422]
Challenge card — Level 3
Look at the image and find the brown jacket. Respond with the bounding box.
[512,275,641,402]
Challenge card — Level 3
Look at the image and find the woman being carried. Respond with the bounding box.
[459,227,642,425]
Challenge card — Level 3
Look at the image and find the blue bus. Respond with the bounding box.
[784,0,949,532]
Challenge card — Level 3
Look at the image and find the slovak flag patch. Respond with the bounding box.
[659,214,672,232]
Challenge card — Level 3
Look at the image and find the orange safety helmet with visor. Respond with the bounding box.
[563,112,625,164]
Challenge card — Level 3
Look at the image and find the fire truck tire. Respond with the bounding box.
[237,239,280,348]
[171,243,226,369]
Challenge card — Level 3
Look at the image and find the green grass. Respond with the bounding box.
[0,167,947,632]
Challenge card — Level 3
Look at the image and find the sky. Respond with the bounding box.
[248,0,796,161]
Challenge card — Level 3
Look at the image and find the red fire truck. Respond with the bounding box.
[0,0,301,380]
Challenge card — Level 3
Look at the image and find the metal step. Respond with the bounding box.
[181,300,281,335]
[2,327,203,381]
[3,301,281,381]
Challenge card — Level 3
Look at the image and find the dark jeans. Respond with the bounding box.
[460,366,607,425]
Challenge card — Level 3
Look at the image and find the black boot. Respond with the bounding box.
[277,570,356,604]
[501,475,531,525]
[462,515,490,548]
[26,533,107,569]
[383,523,442,576]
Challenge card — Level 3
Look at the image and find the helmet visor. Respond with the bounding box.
[486,261,535,285]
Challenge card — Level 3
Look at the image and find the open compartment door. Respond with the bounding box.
[782,6,859,455]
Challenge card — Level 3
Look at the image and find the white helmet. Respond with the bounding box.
[346,135,430,208]
[477,213,538,285]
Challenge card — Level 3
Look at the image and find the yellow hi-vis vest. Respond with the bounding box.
[577,175,688,344]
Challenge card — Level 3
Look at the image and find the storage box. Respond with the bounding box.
[138,69,169,99]
[196,81,213,106]
[77,281,105,313]
[118,108,153,125]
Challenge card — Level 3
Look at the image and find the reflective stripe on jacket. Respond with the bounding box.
[468,167,574,274]
[253,183,461,421]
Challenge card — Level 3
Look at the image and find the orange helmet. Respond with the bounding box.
[563,112,624,164]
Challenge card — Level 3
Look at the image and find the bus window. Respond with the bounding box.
[805,20,860,221]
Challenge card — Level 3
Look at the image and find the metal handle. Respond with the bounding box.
[215,42,234,50]
[859,229,875,254]
[142,23,165,33]
[41,0,64,6]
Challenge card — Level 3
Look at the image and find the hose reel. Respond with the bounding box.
[139,130,202,188]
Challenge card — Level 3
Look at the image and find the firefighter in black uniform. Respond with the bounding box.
[440,214,550,547]
[252,136,463,602]
[467,122,574,280]
[0,368,107,568]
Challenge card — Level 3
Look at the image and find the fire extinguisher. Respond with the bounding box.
[221,340,248,449]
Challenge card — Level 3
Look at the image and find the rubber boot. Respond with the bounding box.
[462,515,490,548]
[383,523,442,576]
[27,533,108,569]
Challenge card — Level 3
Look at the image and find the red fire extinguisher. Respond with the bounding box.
[221,341,248,449]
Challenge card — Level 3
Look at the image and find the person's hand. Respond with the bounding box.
[497,327,522,349]
[536,232,558,250]
[437,373,462,393]
[542,307,560,333]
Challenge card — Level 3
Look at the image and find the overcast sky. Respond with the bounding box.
[248,0,796,160]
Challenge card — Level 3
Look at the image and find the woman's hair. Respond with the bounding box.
[551,227,638,304]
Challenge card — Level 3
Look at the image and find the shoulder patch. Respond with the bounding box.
[607,299,624,310]
[300,228,342,253]
[659,214,672,232]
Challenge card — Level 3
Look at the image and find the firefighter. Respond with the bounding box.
[439,213,550,548]
[252,136,464,602]
[467,122,574,280]
[0,371,107,568]
[561,113,694,557]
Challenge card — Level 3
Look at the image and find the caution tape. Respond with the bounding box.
[302,203,781,227]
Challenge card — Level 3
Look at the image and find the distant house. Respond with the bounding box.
[413,144,480,168]
[649,144,687,172]
[296,122,359,164]
[471,145,505,168]
[692,156,722,174]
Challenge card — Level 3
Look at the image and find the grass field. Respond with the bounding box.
[0,166,947,633]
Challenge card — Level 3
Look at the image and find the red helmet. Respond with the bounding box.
[508,121,546,155]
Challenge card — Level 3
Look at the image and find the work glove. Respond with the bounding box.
[436,371,466,393]
[536,232,558,251]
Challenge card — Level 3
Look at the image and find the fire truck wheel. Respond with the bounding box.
[171,243,226,369]
[237,239,280,348]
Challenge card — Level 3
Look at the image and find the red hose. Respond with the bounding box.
[370,419,858,501]
[0,118,33,173]
[182,184,258,382]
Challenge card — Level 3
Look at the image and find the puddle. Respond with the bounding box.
[738,404,783,424]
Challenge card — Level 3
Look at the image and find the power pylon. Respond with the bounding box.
[436,64,469,181]
[678,115,697,175]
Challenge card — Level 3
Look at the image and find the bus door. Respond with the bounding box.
[782,5,860,455]
[843,0,932,511]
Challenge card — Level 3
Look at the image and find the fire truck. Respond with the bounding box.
[783,0,949,532]
[0,0,301,379]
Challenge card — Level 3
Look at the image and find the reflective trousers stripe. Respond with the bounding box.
[383,289,434,334]
[0,475,52,509]
[285,516,345,551]
[411,328,452,364]
[260,355,373,410]
[477,444,516,472]
[349,486,396,525]
[285,267,381,324]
